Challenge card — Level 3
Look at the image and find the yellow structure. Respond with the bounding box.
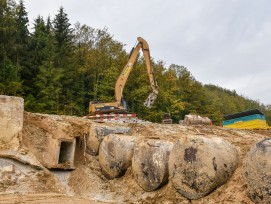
[223,109,269,130]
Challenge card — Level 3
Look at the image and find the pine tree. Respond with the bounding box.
[53,6,73,68]
[0,0,22,95]
[15,0,29,60]
[14,0,29,91]
[23,16,46,94]
[53,7,84,115]
[23,16,54,111]
[35,24,64,114]
[0,56,21,95]
[0,0,17,59]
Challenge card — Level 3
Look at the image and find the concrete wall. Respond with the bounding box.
[0,95,78,170]
[22,112,79,170]
[0,95,23,148]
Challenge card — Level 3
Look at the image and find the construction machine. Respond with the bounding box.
[89,37,158,115]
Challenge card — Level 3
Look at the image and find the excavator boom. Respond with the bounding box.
[89,37,158,115]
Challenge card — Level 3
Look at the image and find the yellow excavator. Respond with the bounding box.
[89,37,158,115]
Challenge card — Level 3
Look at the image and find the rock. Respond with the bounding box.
[1,164,15,173]
[169,135,238,199]
[19,148,28,155]
[132,139,173,191]
[0,95,24,147]
[98,134,136,179]
[243,138,271,203]
[86,124,131,155]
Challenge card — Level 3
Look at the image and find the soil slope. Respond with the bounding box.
[1,112,271,203]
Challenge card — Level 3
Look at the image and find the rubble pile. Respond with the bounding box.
[1,95,271,203]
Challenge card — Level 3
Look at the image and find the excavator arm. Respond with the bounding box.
[115,37,158,108]
[89,37,158,115]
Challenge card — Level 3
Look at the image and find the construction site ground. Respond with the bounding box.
[1,112,271,204]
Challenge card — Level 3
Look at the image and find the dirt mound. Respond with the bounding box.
[0,193,108,204]
[1,112,271,203]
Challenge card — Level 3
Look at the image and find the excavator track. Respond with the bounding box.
[84,113,143,123]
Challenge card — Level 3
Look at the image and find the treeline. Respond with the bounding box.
[1,0,270,124]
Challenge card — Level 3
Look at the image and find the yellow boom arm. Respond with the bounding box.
[89,37,158,115]
[115,37,158,108]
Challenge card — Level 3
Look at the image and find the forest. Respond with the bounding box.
[1,0,270,125]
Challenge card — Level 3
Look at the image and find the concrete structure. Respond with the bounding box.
[22,112,82,170]
[0,95,24,148]
[46,137,76,169]
[0,95,77,169]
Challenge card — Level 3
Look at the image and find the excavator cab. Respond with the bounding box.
[89,101,127,115]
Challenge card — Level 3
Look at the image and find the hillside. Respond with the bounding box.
[1,1,270,126]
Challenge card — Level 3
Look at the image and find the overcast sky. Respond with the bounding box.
[24,0,271,105]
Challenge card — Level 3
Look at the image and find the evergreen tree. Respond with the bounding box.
[15,0,29,63]
[53,7,84,115]
[53,6,73,67]
[0,0,22,95]
[23,15,56,111]
[0,0,17,59]
[14,0,29,94]
[35,56,63,114]
[34,20,64,114]
[46,16,52,34]
[23,16,47,95]
[0,56,21,95]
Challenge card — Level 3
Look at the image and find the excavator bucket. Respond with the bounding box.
[144,92,158,108]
